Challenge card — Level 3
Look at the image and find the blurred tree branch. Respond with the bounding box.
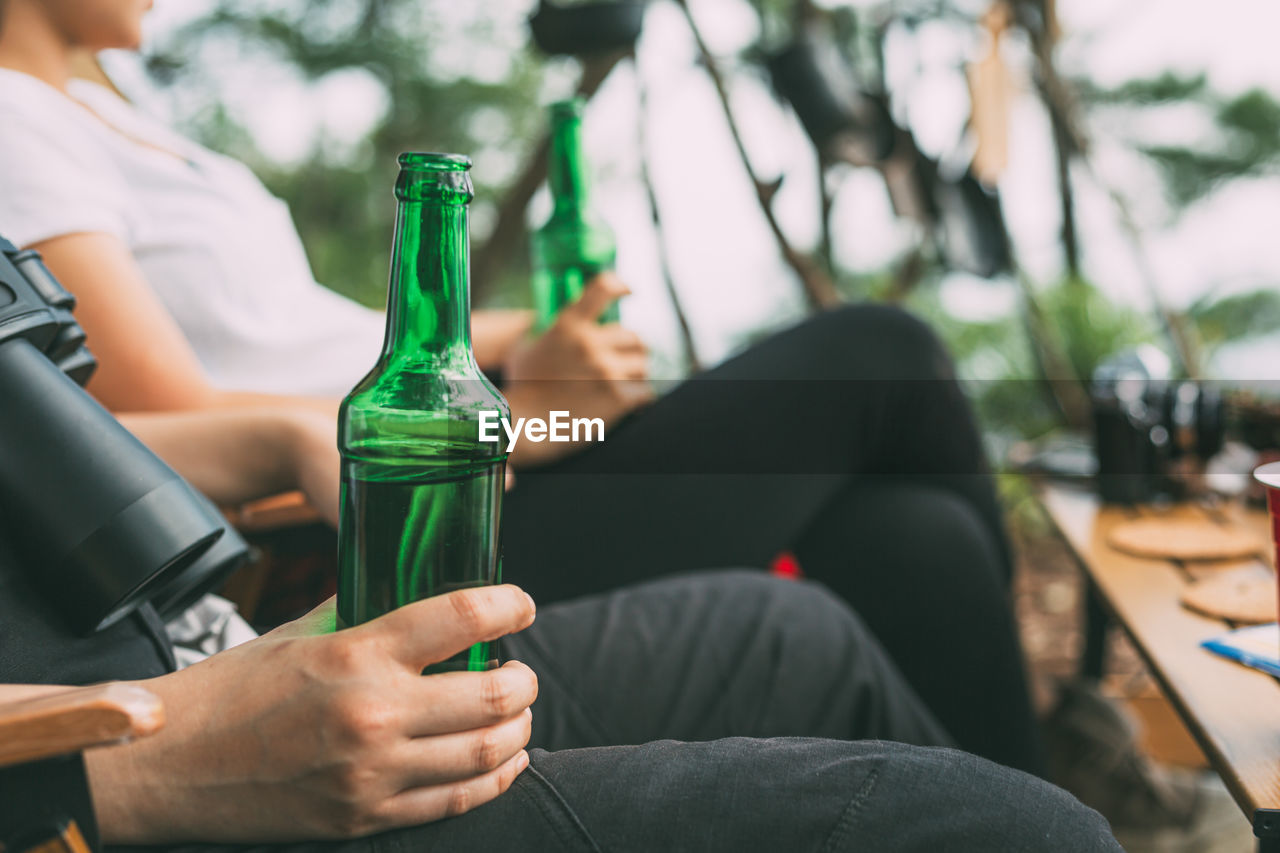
[1013,0,1202,380]
[633,51,703,373]
[1015,0,1083,279]
[675,0,841,310]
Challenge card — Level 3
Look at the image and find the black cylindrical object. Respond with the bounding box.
[529,0,646,57]
[0,337,224,633]
[148,502,251,623]
[1092,397,1159,505]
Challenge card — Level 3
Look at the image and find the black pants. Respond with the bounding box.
[503,305,1041,774]
[0,543,1116,852]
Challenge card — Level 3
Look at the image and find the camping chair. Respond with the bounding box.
[0,685,163,853]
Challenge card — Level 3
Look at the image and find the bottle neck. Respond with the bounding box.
[381,183,473,367]
[547,112,591,217]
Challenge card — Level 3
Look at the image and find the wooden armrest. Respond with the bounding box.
[0,685,164,769]
[223,491,324,534]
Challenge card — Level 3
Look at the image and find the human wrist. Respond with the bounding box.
[280,408,341,525]
[82,677,189,843]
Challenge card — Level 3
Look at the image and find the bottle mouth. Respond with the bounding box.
[396,153,474,203]
[548,98,585,119]
[398,152,472,172]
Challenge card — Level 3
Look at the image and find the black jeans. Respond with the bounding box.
[503,304,1042,774]
[0,545,1116,852]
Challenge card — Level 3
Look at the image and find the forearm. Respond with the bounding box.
[82,671,222,844]
[125,384,339,420]
[0,684,74,704]
[85,360,337,419]
[119,409,324,508]
[209,390,340,420]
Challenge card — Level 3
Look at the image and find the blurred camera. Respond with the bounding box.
[1092,347,1225,504]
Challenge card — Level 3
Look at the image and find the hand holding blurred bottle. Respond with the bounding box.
[531,98,621,327]
[503,274,651,468]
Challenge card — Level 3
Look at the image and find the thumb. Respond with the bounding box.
[564,272,629,323]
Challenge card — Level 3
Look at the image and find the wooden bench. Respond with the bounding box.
[1039,482,1280,851]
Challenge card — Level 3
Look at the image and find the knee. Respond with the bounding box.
[685,570,869,645]
[840,484,1006,593]
[805,304,955,380]
[873,746,1121,851]
[736,573,885,670]
[909,487,1004,583]
[696,571,864,636]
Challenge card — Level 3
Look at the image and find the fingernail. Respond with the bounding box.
[516,750,530,773]
[524,592,537,614]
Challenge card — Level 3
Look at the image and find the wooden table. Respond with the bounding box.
[1038,483,1280,850]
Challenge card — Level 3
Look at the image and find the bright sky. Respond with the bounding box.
[110,0,1280,379]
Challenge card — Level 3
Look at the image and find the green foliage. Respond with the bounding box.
[904,282,1063,442]
[910,274,1280,444]
[149,1,549,307]
[1186,288,1280,352]
[1084,73,1280,206]
[902,275,1161,442]
[1076,71,1208,105]
[259,161,392,306]
[1220,88,1280,140]
[1036,277,1155,381]
[1136,147,1251,208]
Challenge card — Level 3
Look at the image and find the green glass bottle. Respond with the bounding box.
[337,153,508,673]
[531,97,620,327]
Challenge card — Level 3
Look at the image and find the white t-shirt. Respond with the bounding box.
[0,68,385,396]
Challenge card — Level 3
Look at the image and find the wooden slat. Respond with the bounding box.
[0,685,164,768]
[223,491,323,533]
[19,819,93,853]
[1040,485,1280,819]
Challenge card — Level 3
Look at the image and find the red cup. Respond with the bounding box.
[1252,462,1280,638]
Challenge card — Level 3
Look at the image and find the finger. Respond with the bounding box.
[564,273,629,323]
[357,585,536,670]
[396,708,533,789]
[405,661,538,736]
[616,378,655,408]
[377,749,530,827]
[601,352,649,382]
[598,325,648,355]
[614,353,650,381]
[504,466,516,492]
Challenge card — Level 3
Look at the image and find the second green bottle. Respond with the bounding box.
[531,97,620,327]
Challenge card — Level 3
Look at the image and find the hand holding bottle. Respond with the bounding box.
[86,586,538,843]
[503,273,652,467]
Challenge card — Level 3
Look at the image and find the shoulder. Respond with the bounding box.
[0,73,135,247]
[0,71,132,247]
[0,70,116,168]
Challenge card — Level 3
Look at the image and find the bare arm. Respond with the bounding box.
[0,684,74,704]
[119,408,341,527]
[30,232,338,417]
